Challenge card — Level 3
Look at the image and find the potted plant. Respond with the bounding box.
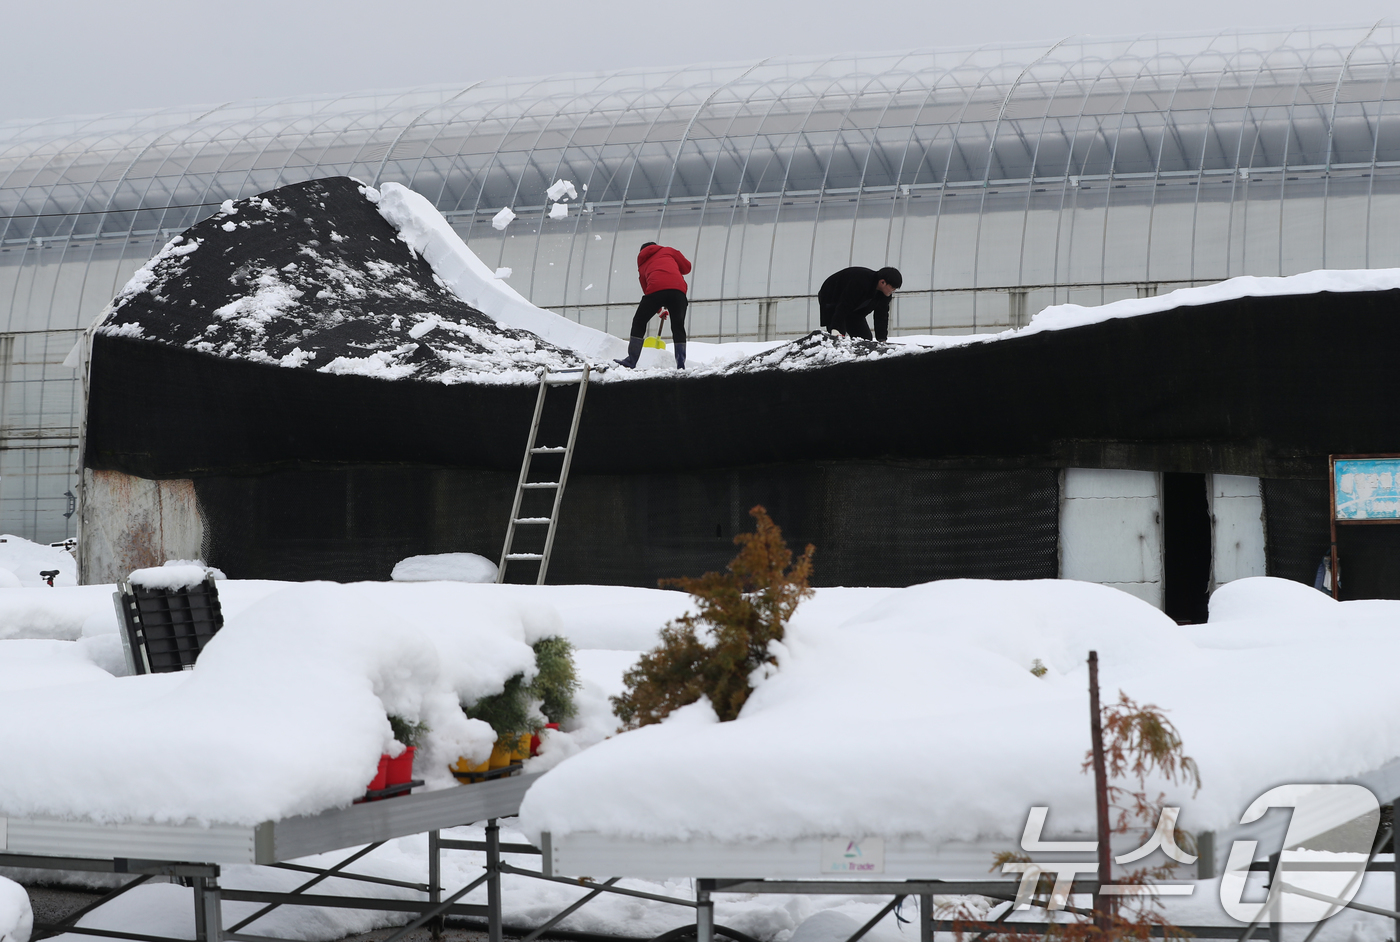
[458,636,581,774]
[386,715,427,786]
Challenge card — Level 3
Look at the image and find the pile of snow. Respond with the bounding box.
[0,582,560,824]
[0,534,75,588]
[0,876,30,942]
[96,178,585,385]
[127,560,222,590]
[519,577,1400,847]
[391,553,498,584]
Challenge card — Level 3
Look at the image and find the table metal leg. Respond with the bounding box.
[920,893,933,942]
[696,880,714,942]
[486,819,503,942]
[429,829,443,941]
[192,875,223,942]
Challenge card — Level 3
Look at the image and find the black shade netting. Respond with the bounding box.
[195,462,1060,587]
[1261,477,1331,585]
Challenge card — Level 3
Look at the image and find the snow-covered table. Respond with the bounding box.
[0,773,537,942]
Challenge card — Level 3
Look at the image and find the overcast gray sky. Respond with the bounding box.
[2,0,1394,124]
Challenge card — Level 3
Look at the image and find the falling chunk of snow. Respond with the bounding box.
[546,179,577,201]
[593,234,602,241]
[281,263,297,272]
[220,199,237,215]
[584,283,593,290]
[260,199,274,211]
[494,267,512,279]
[222,222,237,232]
[491,207,516,231]
[330,231,345,242]
[408,317,439,339]
[548,202,568,220]
[278,347,315,367]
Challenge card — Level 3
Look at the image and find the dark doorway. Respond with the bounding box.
[1162,472,1212,624]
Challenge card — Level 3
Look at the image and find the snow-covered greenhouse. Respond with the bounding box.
[5,24,1400,609]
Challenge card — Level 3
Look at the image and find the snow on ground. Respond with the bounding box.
[5,576,1399,941]
[0,535,75,589]
[0,875,30,942]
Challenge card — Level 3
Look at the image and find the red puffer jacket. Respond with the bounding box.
[637,244,691,294]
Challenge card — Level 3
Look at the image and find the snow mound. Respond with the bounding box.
[0,876,30,942]
[392,553,498,584]
[0,581,557,825]
[97,177,585,385]
[0,569,20,589]
[519,577,1400,846]
[0,535,75,588]
[373,182,623,362]
[790,910,862,942]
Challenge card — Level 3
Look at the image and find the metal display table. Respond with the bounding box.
[0,774,538,942]
[10,766,1400,942]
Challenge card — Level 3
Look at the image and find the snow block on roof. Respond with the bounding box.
[96,177,587,384]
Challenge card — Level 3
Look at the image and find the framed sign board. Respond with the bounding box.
[1329,455,1400,599]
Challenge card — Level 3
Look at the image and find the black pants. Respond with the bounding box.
[818,298,872,339]
[630,289,688,344]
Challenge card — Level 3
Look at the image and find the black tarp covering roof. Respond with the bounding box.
[88,287,1400,482]
[97,176,578,380]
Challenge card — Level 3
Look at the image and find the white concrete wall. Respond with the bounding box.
[78,469,205,585]
[1060,468,1163,608]
[1210,474,1266,588]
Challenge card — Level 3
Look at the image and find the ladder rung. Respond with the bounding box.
[513,517,551,524]
[505,553,544,561]
[521,482,560,489]
[545,376,585,386]
[531,446,567,453]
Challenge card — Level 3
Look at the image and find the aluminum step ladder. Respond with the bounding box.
[496,366,590,584]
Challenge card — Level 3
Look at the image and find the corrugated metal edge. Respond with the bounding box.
[7,816,258,863]
[271,774,539,861]
[546,833,1024,880]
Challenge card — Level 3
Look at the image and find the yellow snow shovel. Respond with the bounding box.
[643,310,669,349]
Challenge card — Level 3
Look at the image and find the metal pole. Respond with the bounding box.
[486,819,503,942]
[1391,818,1399,942]
[696,879,715,942]
[1089,650,1113,928]
[428,829,442,941]
[1267,852,1281,942]
[192,874,223,942]
[919,893,933,942]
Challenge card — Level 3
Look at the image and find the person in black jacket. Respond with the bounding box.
[817,266,903,341]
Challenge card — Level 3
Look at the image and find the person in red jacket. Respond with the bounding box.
[615,242,691,369]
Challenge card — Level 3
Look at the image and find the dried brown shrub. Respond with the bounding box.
[610,506,814,728]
